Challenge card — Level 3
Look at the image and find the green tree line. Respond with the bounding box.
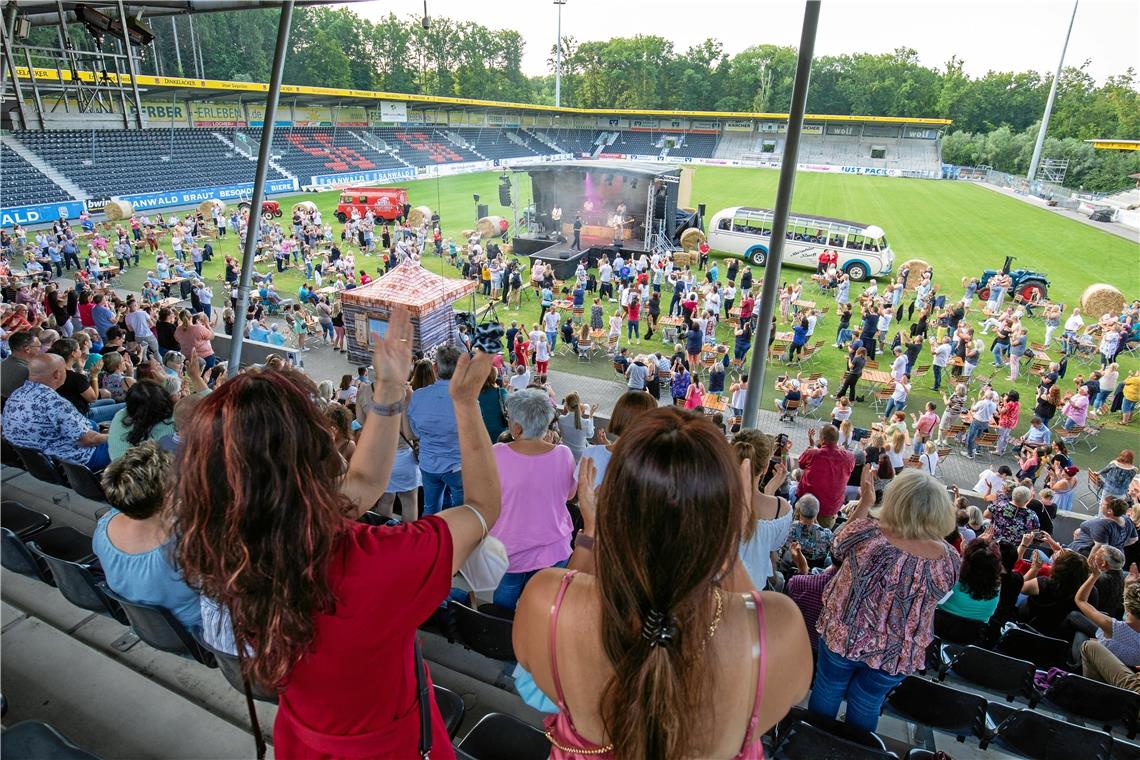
[24,8,1140,191]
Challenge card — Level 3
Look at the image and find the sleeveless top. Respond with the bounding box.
[544,571,767,759]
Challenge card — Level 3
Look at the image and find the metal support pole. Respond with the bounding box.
[0,7,30,128]
[553,0,565,107]
[22,46,45,120]
[170,16,184,77]
[116,0,145,129]
[1027,0,1078,182]
[228,0,295,377]
[740,0,820,430]
[1,3,17,97]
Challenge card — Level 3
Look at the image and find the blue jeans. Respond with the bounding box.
[808,642,905,733]
[992,344,1008,367]
[85,443,111,472]
[837,327,852,344]
[492,558,569,610]
[421,468,464,516]
[546,330,557,349]
[883,398,905,418]
[965,420,989,455]
[932,364,943,390]
[1093,390,1109,409]
[627,320,639,339]
[87,400,126,425]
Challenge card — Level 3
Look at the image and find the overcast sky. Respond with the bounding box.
[350,0,1139,84]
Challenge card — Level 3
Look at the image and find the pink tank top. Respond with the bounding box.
[543,571,768,759]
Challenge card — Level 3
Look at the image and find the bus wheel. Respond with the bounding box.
[335,212,347,224]
[845,262,868,281]
[748,249,767,267]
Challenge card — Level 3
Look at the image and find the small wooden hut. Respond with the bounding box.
[340,260,476,366]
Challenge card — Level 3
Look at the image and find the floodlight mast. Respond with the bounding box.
[740,0,821,430]
[554,0,566,107]
[1027,0,1078,183]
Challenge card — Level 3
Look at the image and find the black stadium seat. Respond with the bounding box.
[772,720,898,760]
[1,527,54,583]
[981,708,1114,759]
[55,460,110,503]
[455,712,550,760]
[101,587,217,667]
[10,445,67,486]
[995,627,1072,670]
[940,645,1039,703]
[1,501,51,539]
[884,675,991,744]
[1042,673,1140,738]
[29,547,127,624]
[449,600,516,662]
[933,607,988,646]
[433,684,465,739]
[197,638,278,704]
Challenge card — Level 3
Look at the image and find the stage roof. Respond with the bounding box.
[10,66,953,126]
[511,161,680,177]
[1086,139,1140,151]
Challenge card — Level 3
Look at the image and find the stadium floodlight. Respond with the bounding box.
[1028,0,1078,183]
[553,0,566,107]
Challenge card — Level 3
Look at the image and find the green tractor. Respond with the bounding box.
[976,255,1049,303]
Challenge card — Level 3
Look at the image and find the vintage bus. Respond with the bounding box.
[706,206,894,281]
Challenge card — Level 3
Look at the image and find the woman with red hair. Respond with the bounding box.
[175,307,500,759]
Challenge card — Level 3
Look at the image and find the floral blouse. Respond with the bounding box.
[817,517,959,675]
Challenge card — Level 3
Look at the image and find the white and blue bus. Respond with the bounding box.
[706,206,894,281]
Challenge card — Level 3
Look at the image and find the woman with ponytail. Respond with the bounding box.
[513,407,812,758]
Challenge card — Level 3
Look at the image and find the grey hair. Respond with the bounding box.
[1011,486,1032,506]
[435,345,461,379]
[797,494,820,519]
[1101,545,1126,572]
[505,388,555,439]
[163,351,185,368]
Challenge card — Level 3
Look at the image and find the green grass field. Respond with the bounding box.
[115,166,1139,467]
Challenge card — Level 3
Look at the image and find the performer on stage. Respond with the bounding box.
[550,206,562,235]
[615,201,627,219]
[571,215,583,251]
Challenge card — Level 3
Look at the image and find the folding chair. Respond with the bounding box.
[777,398,800,424]
[871,385,894,414]
[576,339,593,361]
[1081,469,1105,512]
[974,431,1000,462]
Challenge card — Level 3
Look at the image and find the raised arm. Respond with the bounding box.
[439,351,502,575]
[1076,568,1114,638]
[341,307,413,514]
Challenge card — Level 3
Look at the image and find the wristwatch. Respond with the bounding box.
[364,396,407,417]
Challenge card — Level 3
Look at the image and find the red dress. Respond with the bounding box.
[273,518,456,759]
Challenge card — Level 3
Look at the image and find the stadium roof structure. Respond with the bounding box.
[512,160,681,176]
[1086,139,1140,151]
[9,66,953,126]
[4,0,361,25]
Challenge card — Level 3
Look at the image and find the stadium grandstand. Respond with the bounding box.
[1,63,949,216]
[3,3,1139,760]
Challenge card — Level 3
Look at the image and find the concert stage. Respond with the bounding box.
[513,233,648,280]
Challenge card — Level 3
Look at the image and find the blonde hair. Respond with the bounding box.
[924,440,936,454]
[891,430,907,453]
[1125,583,1140,619]
[877,470,955,541]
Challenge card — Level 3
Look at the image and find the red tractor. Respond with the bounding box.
[238,200,283,220]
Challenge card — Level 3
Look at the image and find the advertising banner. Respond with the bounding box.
[1,200,86,227]
[136,100,187,126]
[378,101,408,123]
[293,105,333,127]
[333,106,368,126]
[310,167,416,187]
[247,104,292,127]
[802,123,824,135]
[724,120,753,132]
[190,101,245,127]
[116,178,298,211]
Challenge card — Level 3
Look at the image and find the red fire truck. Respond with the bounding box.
[334,187,408,223]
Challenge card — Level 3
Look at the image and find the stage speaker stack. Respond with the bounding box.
[477,203,489,220]
[498,178,512,206]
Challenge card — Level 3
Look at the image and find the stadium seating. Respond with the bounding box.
[12,128,289,198]
[667,132,720,158]
[604,131,661,156]
[451,128,542,161]
[0,144,74,207]
[540,128,606,156]
[238,126,407,179]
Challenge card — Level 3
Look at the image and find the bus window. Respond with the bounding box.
[878,235,889,250]
[719,217,731,231]
[341,195,352,204]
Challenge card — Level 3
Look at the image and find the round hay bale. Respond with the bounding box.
[900,259,932,289]
[103,200,133,221]
[679,227,706,250]
[198,198,225,218]
[1081,283,1125,318]
[292,200,319,216]
[476,216,509,239]
[673,251,692,268]
[406,205,433,228]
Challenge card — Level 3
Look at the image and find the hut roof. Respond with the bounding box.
[340,259,476,315]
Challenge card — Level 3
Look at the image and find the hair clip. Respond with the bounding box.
[641,608,677,648]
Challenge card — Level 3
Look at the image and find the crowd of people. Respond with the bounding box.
[3,201,1140,757]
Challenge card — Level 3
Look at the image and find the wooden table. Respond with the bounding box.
[318,287,338,296]
[157,297,184,310]
[702,395,729,413]
[162,277,186,286]
[657,316,683,327]
[794,300,816,310]
[861,369,894,386]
